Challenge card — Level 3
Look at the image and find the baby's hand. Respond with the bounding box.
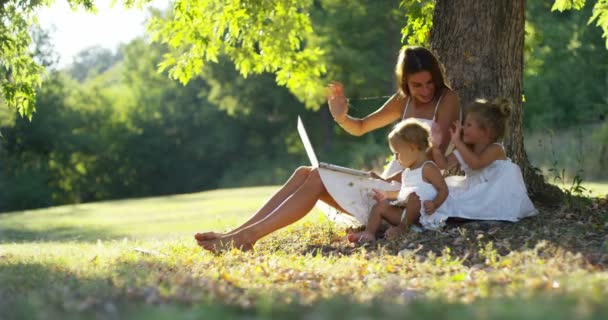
[371,188,387,202]
[368,171,383,180]
[423,200,436,215]
[430,122,442,147]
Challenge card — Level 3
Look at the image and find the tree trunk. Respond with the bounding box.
[429,0,562,204]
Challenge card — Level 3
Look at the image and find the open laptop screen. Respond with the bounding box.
[297,116,319,167]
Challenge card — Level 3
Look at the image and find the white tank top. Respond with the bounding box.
[381,93,444,179]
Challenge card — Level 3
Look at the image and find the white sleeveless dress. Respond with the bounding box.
[317,95,444,226]
[391,161,444,225]
[420,143,538,230]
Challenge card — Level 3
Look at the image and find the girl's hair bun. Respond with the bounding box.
[492,97,512,118]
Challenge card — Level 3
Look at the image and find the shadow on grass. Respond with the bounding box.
[1,259,607,320]
[296,202,608,268]
[0,226,128,244]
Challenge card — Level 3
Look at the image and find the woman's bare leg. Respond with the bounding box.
[200,168,333,252]
[196,166,319,242]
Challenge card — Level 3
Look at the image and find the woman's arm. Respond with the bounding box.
[421,163,449,214]
[434,90,460,154]
[328,83,404,136]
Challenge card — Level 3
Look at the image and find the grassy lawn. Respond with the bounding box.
[579,182,608,197]
[1,185,607,319]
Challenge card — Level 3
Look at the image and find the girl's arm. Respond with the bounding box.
[453,140,506,170]
[422,163,449,214]
[431,147,459,170]
[328,83,404,136]
[449,121,506,170]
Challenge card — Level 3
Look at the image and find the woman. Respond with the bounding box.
[195,46,460,252]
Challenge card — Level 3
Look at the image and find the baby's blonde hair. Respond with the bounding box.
[467,98,512,142]
[388,118,431,151]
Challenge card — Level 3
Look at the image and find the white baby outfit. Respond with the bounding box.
[391,161,443,225]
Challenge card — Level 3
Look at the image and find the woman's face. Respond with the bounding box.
[407,71,435,104]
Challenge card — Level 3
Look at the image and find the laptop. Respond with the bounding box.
[297,116,371,177]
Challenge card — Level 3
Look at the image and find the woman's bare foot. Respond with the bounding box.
[200,233,254,253]
[194,232,223,246]
[347,231,375,243]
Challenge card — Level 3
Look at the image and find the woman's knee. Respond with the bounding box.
[293,166,313,179]
[303,167,324,190]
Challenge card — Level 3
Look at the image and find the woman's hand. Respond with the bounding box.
[327,82,348,123]
[371,188,388,202]
[449,120,462,144]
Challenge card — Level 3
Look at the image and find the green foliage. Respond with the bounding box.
[589,0,608,48]
[552,0,608,48]
[0,0,97,119]
[0,1,44,119]
[524,1,608,128]
[147,0,327,109]
[399,0,434,46]
[552,0,587,10]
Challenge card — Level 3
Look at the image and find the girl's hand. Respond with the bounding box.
[450,120,462,144]
[423,200,436,215]
[326,82,348,122]
[371,188,387,202]
[430,122,442,147]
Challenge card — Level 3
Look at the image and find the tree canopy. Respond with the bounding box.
[2,0,606,118]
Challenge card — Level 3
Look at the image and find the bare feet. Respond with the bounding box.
[346,231,375,243]
[194,232,223,246]
[200,233,254,253]
[195,231,223,241]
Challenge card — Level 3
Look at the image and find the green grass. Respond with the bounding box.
[1,185,608,319]
[524,126,607,181]
[579,182,608,197]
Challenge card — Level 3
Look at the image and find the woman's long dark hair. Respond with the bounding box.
[395,46,451,98]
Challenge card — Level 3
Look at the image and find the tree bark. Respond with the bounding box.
[429,0,562,204]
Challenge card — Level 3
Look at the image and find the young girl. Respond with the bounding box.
[427,98,537,229]
[348,119,449,243]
